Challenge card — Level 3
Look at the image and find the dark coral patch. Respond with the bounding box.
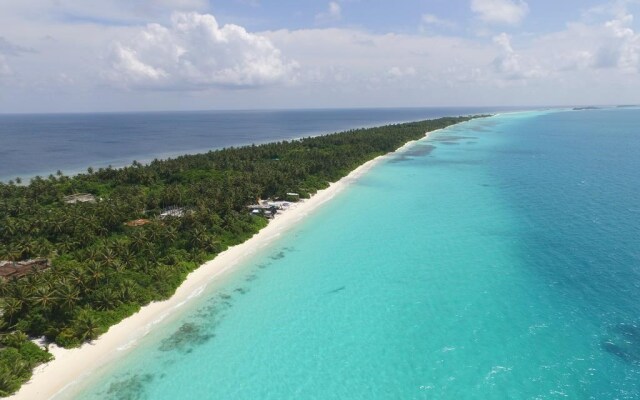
[326,286,346,294]
[159,323,214,353]
[601,323,640,365]
[104,373,155,400]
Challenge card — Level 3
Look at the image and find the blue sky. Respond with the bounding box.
[52,0,634,35]
[209,0,600,33]
[1,0,639,112]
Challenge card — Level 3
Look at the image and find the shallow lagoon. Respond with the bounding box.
[70,109,640,399]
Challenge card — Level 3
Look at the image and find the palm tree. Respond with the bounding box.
[1,298,23,325]
[56,280,80,311]
[187,227,206,250]
[92,287,121,311]
[73,310,100,342]
[129,230,148,252]
[1,218,17,238]
[0,330,29,348]
[116,279,137,303]
[67,268,87,294]
[57,236,80,254]
[5,243,23,262]
[84,261,105,288]
[83,246,101,261]
[14,240,34,260]
[31,286,58,311]
[9,282,32,310]
[48,216,66,236]
[32,238,52,258]
[117,248,136,270]
[162,226,178,246]
[146,224,162,244]
[22,271,42,292]
[99,247,124,272]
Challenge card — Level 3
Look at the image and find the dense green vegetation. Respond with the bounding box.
[0,332,52,397]
[0,116,479,395]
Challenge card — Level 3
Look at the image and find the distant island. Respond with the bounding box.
[573,106,602,111]
[0,115,482,396]
[573,105,639,111]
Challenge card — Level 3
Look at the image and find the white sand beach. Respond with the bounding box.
[10,132,437,400]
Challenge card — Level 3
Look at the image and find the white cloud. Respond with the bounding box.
[0,55,11,77]
[3,0,640,111]
[106,12,298,89]
[471,0,529,25]
[491,32,545,80]
[110,45,168,83]
[316,2,342,24]
[265,27,495,104]
[582,0,636,21]
[329,2,341,17]
[387,66,417,80]
[557,50,595,71]
[534,10,640,74]
[0,37,35,82]
[493,32,514,52]
[421,14,456,29]
[595,13,640,71]
[0,37,34,56]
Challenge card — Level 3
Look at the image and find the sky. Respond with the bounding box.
[1,0,640,113]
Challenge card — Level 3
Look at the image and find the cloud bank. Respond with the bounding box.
[1,1,640,112]
[595,13,640,71]
[106,12,298,89]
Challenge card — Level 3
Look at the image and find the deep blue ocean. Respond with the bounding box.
[0,107,513,183]
[14,107,640,399]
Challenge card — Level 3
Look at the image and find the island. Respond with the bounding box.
[0,116,481,396]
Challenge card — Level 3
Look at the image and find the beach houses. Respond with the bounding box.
[247,199,294,218]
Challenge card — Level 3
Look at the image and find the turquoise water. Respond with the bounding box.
[69,109,640,399]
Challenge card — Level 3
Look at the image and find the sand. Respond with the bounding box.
[9,132,436,400]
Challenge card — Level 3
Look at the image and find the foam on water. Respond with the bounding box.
[65,109,640,399]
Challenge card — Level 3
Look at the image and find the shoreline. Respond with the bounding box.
[10,128,441,400]
[0,110,495,184]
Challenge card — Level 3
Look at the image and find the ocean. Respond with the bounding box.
[0,107,511,183]
[37,108,640,398]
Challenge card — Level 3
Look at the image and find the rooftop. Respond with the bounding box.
[0,259,51,279]
[124,219,152,227]
[63,193,96,204]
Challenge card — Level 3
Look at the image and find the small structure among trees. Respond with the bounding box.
[0,258,51,280]
[63,193,96,204]
[124,219,152,227]
[285,192,300,201]
[247,199,294,219]
[159,206,189,219]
